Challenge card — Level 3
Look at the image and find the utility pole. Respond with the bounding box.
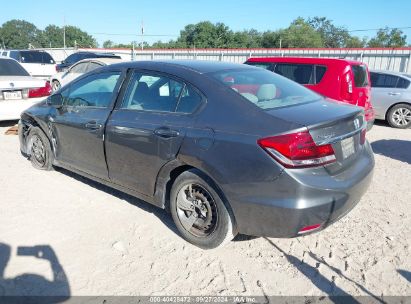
[141,20,144,51]
[63,16,66,49]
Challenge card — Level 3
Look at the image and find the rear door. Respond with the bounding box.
[50,70,123,179]
[370,72,405,118]
[105,70,203,196]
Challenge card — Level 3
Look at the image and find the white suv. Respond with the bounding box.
[1,50,56,80]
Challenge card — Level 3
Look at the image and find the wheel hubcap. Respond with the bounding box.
[30,135,46,166]
[392,108,411,126]
[176,183,218,237]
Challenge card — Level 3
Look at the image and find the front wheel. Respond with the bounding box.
[26,127,54,170]
[387,103,411,129]
[170,169,237,249]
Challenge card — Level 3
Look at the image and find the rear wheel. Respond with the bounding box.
[387,104,411,129]
[27,127,53,170]
[170,169,237,249]
[52,80,61,92]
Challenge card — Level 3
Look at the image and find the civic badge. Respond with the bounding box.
[354,118,360,130]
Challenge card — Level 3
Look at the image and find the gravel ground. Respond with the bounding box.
[0,120,410,299]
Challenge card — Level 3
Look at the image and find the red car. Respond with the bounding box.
[245,57,374,128]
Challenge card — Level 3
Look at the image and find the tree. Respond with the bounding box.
[63,26,97,48]
[0,19,42,48]
[261,31,281,48]
[279,18,324,48]
[345,36,367,48]
[39,25,63,48]
[103,40,114,48]
[368,28,407,47]
[308,17,351,48]
[176,21,234,48]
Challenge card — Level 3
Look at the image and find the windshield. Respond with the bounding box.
[209,68,321,110]
[0,59,30,76]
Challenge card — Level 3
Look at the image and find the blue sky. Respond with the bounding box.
[1,0,411,46]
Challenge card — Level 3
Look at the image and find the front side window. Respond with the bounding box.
[121,72,202,113]
[64,72,120,108]
[210,68,320,110]
[274,64,314,85]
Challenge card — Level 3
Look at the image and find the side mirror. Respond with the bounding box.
[48,94,63,108]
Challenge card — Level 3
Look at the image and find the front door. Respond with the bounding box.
[50,70,122,179]
[105,70,203,196]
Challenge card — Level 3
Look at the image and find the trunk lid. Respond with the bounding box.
[266,99,366,173]
[0,76,45,90]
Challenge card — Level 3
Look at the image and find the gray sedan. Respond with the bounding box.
[18,61,374,249]
[370,70,411,128]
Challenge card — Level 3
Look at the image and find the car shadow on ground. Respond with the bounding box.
[371,139,411,164]
[263,238,384,304]
[397,269,411,283]
[0,242,70,302]
[54,167,180,237]
[0,120,19,128]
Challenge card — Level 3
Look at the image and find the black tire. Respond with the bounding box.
[387,103,411,129]
[170,169,237,249]
[26,127,54,170]
[52,80,61,92]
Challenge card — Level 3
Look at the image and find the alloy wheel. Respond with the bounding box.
[30,135,46,167]
[392,107,411,127]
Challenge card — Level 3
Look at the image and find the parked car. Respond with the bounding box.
[50,57,124,92]
[56,52,122,72]
[245,57,375,129]
[370,70,411,128]
[19,60,374,249]
[0,57,52,121]
[2,50,56,80]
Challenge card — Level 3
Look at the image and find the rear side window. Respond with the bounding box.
[70,62,89,73]
[121,72,202,113]
[20,51,55,64]
[274,64,314,85]
[9,51,19,60]
[352,65,369,87]
[370,72,398,88]
[315,66,327,84]
[0,59,30,76]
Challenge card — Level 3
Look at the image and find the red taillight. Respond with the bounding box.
[341,72,353,101]
[298,224,322,234]
[257,130,336,168]
[28,81,52,98]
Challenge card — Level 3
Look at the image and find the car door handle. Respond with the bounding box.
[388,92,401,96]
[154,127,180,138]
[85,121,103,130]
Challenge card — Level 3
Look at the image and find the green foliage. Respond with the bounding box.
[0,18,408,50]
[0,20,97,49]
[0,19,42,48]
[279,17,323,48]
[368,27,407,47]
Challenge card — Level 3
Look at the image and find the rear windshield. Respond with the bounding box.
[20,51,55,64]
[352,65,369,87]
[0,59,30,76]
[209,68,321,110]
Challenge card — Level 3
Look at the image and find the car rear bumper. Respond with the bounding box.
[0,98,44,121]
[230,142,375,238]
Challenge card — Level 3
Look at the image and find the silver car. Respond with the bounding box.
[370,70,411,128]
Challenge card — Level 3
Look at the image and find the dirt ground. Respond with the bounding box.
[0,120,410,299]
